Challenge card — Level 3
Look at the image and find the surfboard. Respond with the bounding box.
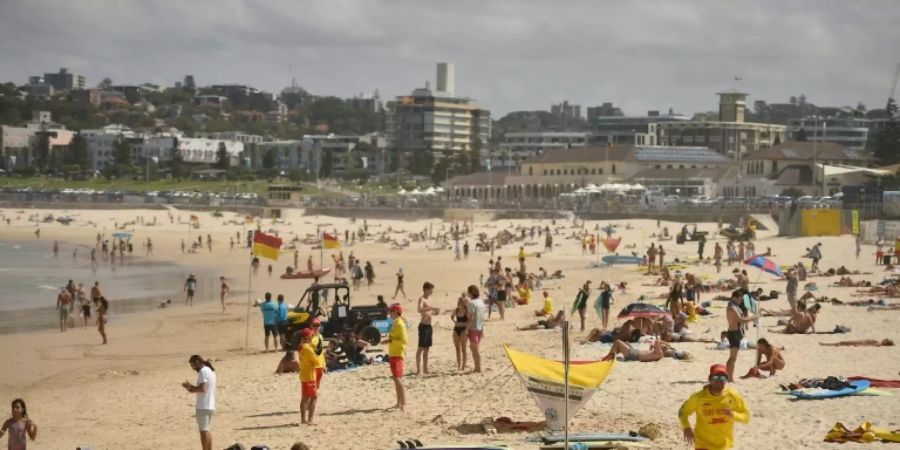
[541,433,648,444]
[601,255,642,265]
[397,446,512,450]
[789,380,870,399]
[540,442,650,449]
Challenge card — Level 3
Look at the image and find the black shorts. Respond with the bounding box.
[82,305,91,317]
[600,298,611,310]
[725,329,743,349]
[264,324,279,337]
[187,289,195,297]
[418,323,433,348]
[496,290,507,301]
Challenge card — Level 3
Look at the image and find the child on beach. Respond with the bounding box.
[1,399,38,450]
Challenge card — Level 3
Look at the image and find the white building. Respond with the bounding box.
[788,116,870,152]
[85,126,244,170]
[194,131,264,145]
[495,131,588,168]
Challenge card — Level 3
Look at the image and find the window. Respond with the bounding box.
[529,167,533,176]
[612,164,616,174]
[591,168,596,175]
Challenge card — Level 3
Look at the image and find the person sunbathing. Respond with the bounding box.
[775,306,814,334]
[820,339,895,347]
[755,338,785,376]
[518,311,565,331]
[602,339,669,362]
[275,350,300,374]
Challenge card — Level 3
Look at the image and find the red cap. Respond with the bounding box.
[389,303,403,314]
[311,318,321,326]
[709,364,728,377]
[301,328,314,338]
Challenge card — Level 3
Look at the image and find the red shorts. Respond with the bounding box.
[301,381,318,398]
[467,329,483,345]
[316,367,324,387]
[389,356,404,378]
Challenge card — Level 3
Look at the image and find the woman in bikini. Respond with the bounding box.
[450,295,469,371]
[97,296,109,345]
[219,276,230,312]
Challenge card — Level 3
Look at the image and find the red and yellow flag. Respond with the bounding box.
[253,231,282,260]
[323,232,340,249]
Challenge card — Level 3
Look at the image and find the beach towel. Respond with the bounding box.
[848,376,900,388]
[825,421,900,443]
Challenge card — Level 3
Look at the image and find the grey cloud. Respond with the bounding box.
[0,0,897,116]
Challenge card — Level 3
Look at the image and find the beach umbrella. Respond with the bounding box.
[112,231,132,239]
[744,256,783,277]
[616,302,669,320]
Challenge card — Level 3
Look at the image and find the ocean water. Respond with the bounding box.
[0,240,216,334]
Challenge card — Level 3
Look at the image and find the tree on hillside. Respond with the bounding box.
[215,142,230,169]
[409,149,434,176]
[321,149,334,178]
[469,139,484,173]
[873,98,900,166]
[796,128,808,142]
[170,137,189,179]
[66,132,91,173]
[33,133,50,172]
[113,136,132,165]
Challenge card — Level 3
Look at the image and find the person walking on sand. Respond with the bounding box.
[219,276,229,312]
[56,287,72,332]
[573,281,591,331]
[451,294,469,371]
[1,398,38,449]
[184,274,197,306]
[714,242,723,273]
[855,234,862,260]
[257,292,279,352]
[392,268,407,300]
[384,303,408,410]
[310,318,326,387]
[96,296,108,344]
[298,328,319,425]
[466,285,486,373]
[416,282,440,375]
[182,355,216,450]
[646,243,657,273]
[658,244,666,269]
[678,364,750,450]
[785,268,799,313]
[725,290,757,381]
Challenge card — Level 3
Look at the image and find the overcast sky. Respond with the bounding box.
[1,0,897,117]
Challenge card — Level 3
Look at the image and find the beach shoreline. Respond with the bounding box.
[0,206,897,449]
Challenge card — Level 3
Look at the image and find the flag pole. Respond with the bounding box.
[244,245,253,353]
[319,230,324,273]
[563,316,570,449]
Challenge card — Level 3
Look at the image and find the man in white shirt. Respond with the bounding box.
[466,285,486,373]
[182,355,217,450]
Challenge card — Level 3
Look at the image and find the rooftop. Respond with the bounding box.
[745,142,868,161]
[523,145,731,165]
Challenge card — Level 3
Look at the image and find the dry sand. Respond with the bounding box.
[0,206,897,449]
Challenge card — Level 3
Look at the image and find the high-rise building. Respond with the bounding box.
[788,116,870,151]
[550,100,582,124]
[656,91,787,159]
[436,63,455,96]
[36,68,85,92]
[385,63,491,166]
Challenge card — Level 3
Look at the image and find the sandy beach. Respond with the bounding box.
[0,206,897,449]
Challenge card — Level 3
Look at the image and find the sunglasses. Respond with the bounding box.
[710,375,729,382]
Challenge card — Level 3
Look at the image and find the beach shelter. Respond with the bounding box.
[504,345,614,431]
[602,237,622,252]
[616,302,669,320]
[111,231,132,239]
[744,256,783,277]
